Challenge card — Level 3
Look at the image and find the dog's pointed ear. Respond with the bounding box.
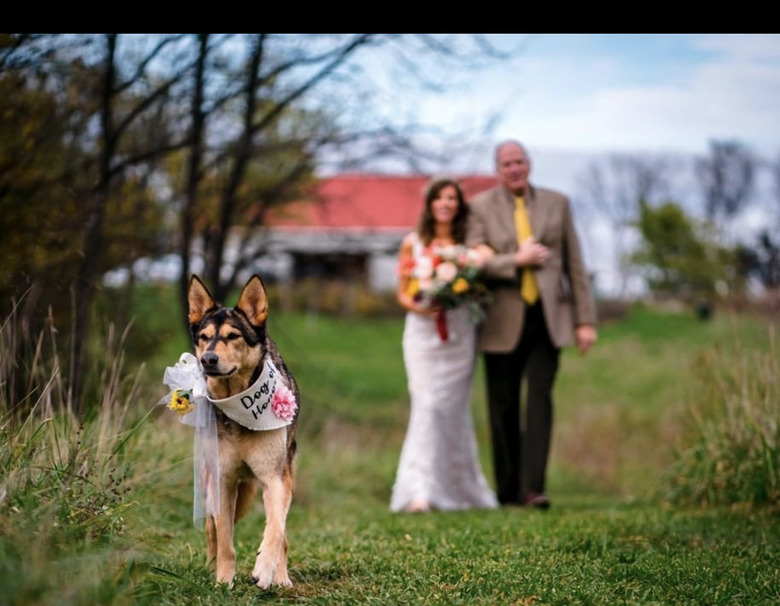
[236,274,268,327]
[188,275,217,326]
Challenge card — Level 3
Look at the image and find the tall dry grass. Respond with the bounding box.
[0,301,154,605]
[663,326,780,507]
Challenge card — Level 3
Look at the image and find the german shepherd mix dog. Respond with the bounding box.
[187,274,299,589]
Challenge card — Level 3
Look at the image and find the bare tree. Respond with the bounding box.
[695,140,756,238]
[69,33,192,412]
[179,33,209,328]
[578,153,671,298]
[175,34,522,309]
[773,151,780,230]
[2,33,523,412]
[736,151,780,307]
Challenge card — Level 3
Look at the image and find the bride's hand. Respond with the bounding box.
[398,290,437,317]
[415,303,439,318]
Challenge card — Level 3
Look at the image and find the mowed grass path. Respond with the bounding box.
[129,304,779,605]
[3,303,778,605]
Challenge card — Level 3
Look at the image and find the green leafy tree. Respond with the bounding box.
[1,34,181,412]
[629,200,737,303]
[0,68,78,300]
[736,230,780,306]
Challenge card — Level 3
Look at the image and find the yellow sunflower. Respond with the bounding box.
[169,389,196,416]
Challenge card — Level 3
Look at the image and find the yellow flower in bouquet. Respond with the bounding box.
[451,277,470,295]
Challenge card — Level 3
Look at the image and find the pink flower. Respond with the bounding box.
[271,384,298,422]
[435,261,458,282]
[415,255,434,279]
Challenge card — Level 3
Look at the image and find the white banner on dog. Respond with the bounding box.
[206,359,296,431]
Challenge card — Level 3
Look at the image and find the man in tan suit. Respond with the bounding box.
[466,140,597,509]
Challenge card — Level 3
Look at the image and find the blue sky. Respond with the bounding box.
[413,33,780,166]
[387,33,780,296]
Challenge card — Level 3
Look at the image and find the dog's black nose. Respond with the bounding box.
[201,352,219,368]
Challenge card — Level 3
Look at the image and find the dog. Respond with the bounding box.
[187,273,299,589]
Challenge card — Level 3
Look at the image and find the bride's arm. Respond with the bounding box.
[397,234,435,316]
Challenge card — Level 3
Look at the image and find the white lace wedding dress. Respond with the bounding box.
[390,238,498,513]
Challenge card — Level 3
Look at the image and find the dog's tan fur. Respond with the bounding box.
[188,274,299,589]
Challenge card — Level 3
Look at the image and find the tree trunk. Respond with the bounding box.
[69,34,117,415]
[179,33,209,330]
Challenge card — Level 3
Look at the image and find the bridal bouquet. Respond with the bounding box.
[401,243,492,341]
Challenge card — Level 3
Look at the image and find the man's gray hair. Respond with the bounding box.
[494,139,530,166]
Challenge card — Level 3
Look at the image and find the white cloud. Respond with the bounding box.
[695,33,780,61]
[437,34,780,157]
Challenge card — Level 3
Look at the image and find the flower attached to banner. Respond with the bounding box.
[271,384,298,422]
[401,243,492,341]
[158,352,209,425]
[169,388,196,416]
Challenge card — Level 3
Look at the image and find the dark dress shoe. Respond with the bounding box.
[522,492,551,509]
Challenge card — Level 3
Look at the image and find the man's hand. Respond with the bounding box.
[514,237,550,268]
[575,324,597,354]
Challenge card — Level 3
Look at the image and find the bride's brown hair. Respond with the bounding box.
[416,177,469,245]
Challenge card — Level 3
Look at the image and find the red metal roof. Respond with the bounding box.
[267,174,497,230]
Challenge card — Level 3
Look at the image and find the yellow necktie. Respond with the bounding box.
[514,197,539,304]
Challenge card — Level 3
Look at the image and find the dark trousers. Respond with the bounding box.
[484,302,560,504]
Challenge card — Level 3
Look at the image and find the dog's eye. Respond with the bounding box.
[226,333,241,341]
[198,333,209,342]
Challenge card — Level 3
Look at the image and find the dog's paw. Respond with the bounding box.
[251,560,274,590]
[252,561,292,589]
[253,572,292,590]
[253,545,292,589]
[252,571,273,590]
[215,568,235,587]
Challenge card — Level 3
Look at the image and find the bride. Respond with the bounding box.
[390,177,498,513]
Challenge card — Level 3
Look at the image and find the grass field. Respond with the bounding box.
[1,301,779,605]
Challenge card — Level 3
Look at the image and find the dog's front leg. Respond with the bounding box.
[214,482,238,586]
[252,472,293,589]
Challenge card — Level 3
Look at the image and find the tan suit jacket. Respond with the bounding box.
[466,184,597,352]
